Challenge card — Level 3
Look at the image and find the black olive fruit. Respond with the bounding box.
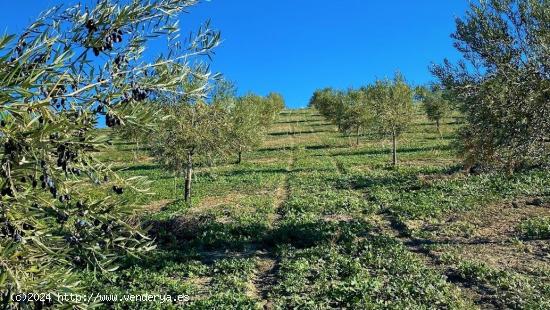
[112,185,124,195]
[49,186,57,198]
[85,19,97,32]
[1,187,14,197]
[56,211,69,223]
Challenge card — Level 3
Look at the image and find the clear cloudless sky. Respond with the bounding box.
[1,0,470,108]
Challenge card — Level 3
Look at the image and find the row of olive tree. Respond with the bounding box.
[310,73,415,166]
[0,0,220,306]
[149,82,284,203]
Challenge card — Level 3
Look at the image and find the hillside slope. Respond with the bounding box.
[85,109,550,309]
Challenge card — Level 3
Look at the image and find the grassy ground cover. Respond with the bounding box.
[82,108,549,309]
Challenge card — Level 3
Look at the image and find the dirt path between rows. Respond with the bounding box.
[252,111,297,309]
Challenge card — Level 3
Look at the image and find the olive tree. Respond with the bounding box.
[371,73,414,166]
[309,88,346,131]
[432,0,550,171]
[226,94,265,164]
[339,88,375,145]
[224,93,284,164]
[263,92,286,123]
[415,85,451,135]
[0,0,219,305]
[151,99,227,203]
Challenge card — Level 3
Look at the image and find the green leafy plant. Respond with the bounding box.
[517,216,550,240]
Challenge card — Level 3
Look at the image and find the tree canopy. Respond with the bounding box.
[309,73,414,164]
[432,0,550,171]
[0,0,219,303]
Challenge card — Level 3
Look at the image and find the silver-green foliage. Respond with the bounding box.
[310,73,413,164]
[415,85,452,133]
[0,0,219,305]
[432,0,550,170]
[150,99,227,201]
[226,92,285,163]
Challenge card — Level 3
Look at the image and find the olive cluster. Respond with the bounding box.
[1,139,27,197]
[0,217,22,242]
[14,33,28,57]
[39,173,59,199]
[18,175,39,189]
[95,99,109,114]
[3,138,23,162]
[106,112,122,127]
[64,216,114,246]
[86,18,124,56]
[57,210,69,224]
[0,187,13,197]
[57,200,91,228]
[131,86,149,101]
[0,205,32,243]
[41,84,67,107]
[101,221,114,234]
[55,143,78,172]
[65,234,81,245]
[52,98,67,110]
[58,194,71,204]
[114,54,127,69]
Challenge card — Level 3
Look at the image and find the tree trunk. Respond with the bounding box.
[436,119,441,136]
[356,126,360,146]
[184,151,193,203]
[237,151,242,164]
[392,131,397,166]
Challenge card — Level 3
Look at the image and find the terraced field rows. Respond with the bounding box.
[86,109,550,309]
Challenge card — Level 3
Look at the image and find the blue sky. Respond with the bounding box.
[1,1,470,108]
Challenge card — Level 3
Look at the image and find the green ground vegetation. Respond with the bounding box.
[81,108,550,309]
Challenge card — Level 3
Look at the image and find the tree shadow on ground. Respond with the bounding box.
[328,144,453,157]
[269,129,333,136]
[140,213,372,270]
[116,164,161,172]
[333,164,463,191]
[275,119,321,124]
[257,146,299,153]
[217,167,290,177]
[305,144,349,151]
